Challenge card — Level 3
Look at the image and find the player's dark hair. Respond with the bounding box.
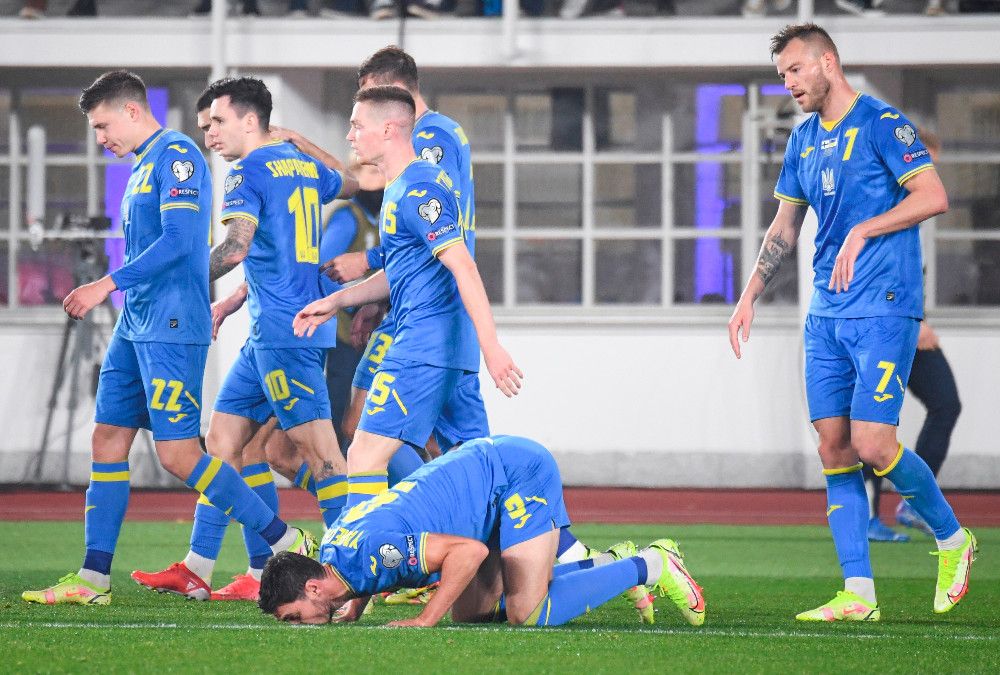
[258,552,326,616]
[195,77,235,113]
[770,23,839,62]
[79,70,148,113]
[211,76,272,130]
[354,85,416,119]
[357,46,419,91]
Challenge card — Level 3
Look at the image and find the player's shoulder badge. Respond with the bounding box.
[894,124,916,147]
[420,146,444,164]
[171,160,195,182]
[418,198,442,224]
[379,544,403,569]
[224,174,244,194]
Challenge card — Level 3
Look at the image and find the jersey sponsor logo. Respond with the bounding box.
[415,131,435,140]
[405,535,418,566]
[223,198,245,208]
[427,223,456,241]
[168,187,199,198]
[171,160,195,182]
[168,412,187,423]
[821,168,835,197]
[379,543,404,569]
[224,174,243,194]
[874,393,894,403]
[880,111,900,120]
[800,146,815,158]
[894,124,916,147]
[418,198,442,224]
[826,504,842,517]
[820,137,838,156]
[420,146,444,164]
[167,143,189,154]
[370,556,378,575]
[903,149,929,163]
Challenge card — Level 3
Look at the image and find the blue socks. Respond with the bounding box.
[824,463,873,580]
[315,474,347,529]
[880,444,961,540]
[293,462,316,495]
[189,495,230,561]
[184,455,287,547]
[240,463,278,570]
[527,559,643,626]
[387,446,424,485]
[82,461,130,578]
[345,471,388,509]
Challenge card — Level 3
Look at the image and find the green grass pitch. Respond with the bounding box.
[2,520,998,673]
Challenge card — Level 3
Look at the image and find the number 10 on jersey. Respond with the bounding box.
[288,186,320,263]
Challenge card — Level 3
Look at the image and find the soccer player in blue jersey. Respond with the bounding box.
[130,77,357,601]
[258,435,706,628]
[22,72,314,607]
[294,86,518,485]
[728,24,977,621]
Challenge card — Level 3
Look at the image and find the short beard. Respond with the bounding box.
[804,75,832,114]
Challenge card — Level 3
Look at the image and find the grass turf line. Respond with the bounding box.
[2,521,998,674]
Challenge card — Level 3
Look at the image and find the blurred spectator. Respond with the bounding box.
[560,0,624,17]
[482,0,545,16]
[19,0,97,17]
[743,0,791,16]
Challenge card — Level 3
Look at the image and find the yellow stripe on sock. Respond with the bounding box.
[523,594,549,626]
[297,468,312,490]
[874,443,905,477]
[348,482,387,496]
[196,493,213,506]
[822,462,863,476]
[194,457,223,493]
[244,472,274,488]
[90,471,130,482]
[317,481,348,502]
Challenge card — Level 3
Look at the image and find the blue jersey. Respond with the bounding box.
[774,93,933,320]
[111,129,211,345]
[221,141,343,348]
[319,437,508,595]
[379,160,479,372]
[414,111,476,257]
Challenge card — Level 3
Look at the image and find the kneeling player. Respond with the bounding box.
[258,435,706,627]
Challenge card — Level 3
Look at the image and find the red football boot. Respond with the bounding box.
[131,562,211,601]
[211,573,261,601]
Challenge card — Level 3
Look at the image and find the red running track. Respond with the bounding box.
[2,487,998,526]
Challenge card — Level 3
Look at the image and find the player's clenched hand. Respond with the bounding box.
[829,226,867,293]
[332,596,369,623]
[727,296,755,359]
[917,321,940,351]
[63,276,115,320]
[350,302,384,350]
[321,251,369,283]
[268,125,299,145]
[293,296,340,338]
[483,343,523,398]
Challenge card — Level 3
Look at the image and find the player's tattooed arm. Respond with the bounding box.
[755,233,792,289]
[209,217,257,282]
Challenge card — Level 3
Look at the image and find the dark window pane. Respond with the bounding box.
[595,164,661,229]
[516,164,581,229]
[936,239,1000,306]
[673,162,741,229]
[673,237,741,304]
[596,239,661,304]
[475,237,504,305]
[516,239,581,304]
[473,163,503,231]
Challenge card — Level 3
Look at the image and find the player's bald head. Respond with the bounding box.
[770,23,840,64]
[354,85,416,133]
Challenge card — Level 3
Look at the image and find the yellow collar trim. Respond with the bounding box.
[820,92,862,132]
